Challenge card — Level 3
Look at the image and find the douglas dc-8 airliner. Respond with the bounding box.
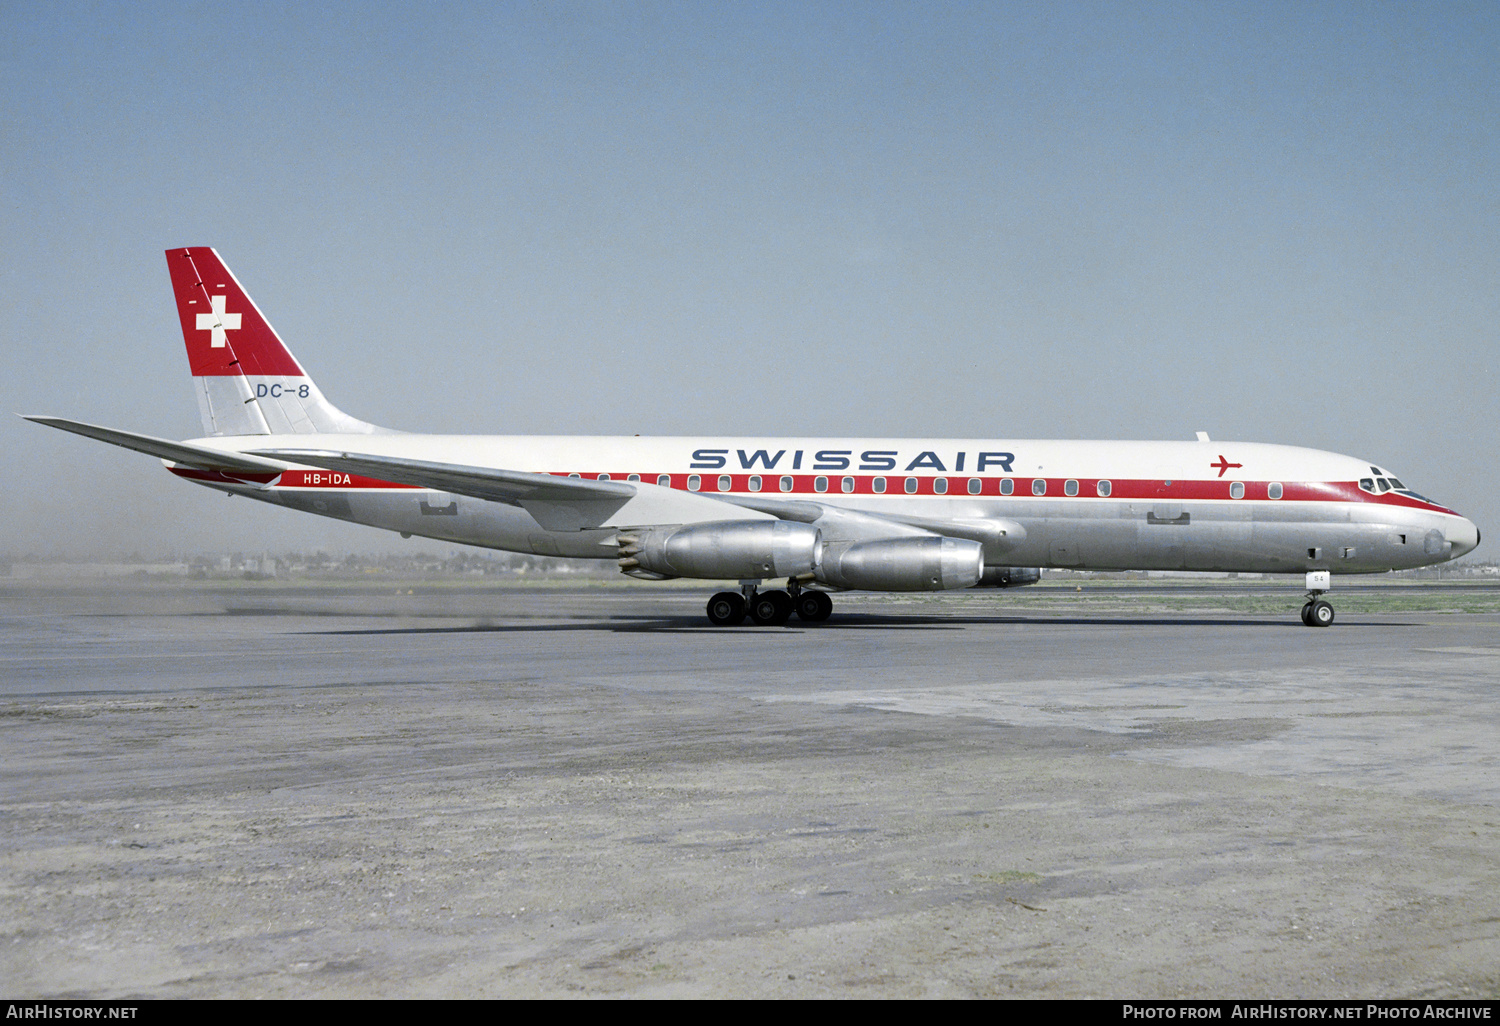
[25,248,1480,627]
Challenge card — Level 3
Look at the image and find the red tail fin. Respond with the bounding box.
[165,248,382,436]
[167,247,304,377]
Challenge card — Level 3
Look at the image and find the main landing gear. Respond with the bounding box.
[1299,570,1334,627]
[706,580,833,626]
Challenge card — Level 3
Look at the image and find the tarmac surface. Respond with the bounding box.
[2,579,1498,998]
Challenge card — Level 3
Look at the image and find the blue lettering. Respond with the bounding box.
[737,449,785,470]
[813,450,851,471]
[905,451,946,472]
[977,452,1015,472]
[690,449,728,469]
[859,450,897,471]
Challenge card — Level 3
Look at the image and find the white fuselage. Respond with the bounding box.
[171,433,1480,576]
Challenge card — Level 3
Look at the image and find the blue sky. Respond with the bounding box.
[3,1,1496,557]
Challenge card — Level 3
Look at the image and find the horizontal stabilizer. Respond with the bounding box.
[21,416,288,473]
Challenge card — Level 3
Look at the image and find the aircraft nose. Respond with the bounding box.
[1446,517,1480,559]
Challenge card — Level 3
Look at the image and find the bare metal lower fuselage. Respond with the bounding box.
[189,450,1470,578]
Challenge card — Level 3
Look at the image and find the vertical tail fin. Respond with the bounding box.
[166,247,386,436]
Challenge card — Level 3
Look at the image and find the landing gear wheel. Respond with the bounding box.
[748,589,793,626]
[1307,600,1335,627]
[1300,601,1315,626]
[794,590,833,622]
[706,591,746,626]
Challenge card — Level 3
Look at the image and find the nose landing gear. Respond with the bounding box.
[1300,598,1335,627]
[1300,570,1334,627]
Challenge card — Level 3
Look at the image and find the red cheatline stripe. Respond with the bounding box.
[274,470,419,489]
[546,472,1456,512]
[169,465,1458,515]
[169,467,416,489]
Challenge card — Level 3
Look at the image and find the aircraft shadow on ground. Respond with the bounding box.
[294,613,1414,636]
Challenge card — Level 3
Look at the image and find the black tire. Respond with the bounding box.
[1309,600,1335,627]
[706,592,746,626]
[795,590,833,622]
[1300,602,1314,626]
[748,589,792,626]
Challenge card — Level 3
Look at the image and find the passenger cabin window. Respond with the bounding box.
[905,477,918,494]
[814,476,828,493]
[598,473,610,481]
[1064,479,1079,496]
[967,478,981,495]
[1000,479,1014,496]
[779,476,793,493]
[933,478,948,494]
[748,475,762,492]
[841,476,854,493]
[1097,480,1112,497]
[1032,479,1046,496]
[627,474,640,483]
[1230,481,1245,499]
[687,475,701,491]
[1268,482,1283,499]
[718,475,731,491]
[656,474,670,487]
[872,477,887,494]
[568,473,581,479]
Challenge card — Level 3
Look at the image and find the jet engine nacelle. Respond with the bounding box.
[972,566,1042,588]
[616,520,821,580]
[817,536,984,591]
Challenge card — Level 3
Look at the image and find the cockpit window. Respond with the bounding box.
[1377,473,1437,505]
[1360,478,1374,492]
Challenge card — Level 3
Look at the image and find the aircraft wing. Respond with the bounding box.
[21,415,288,474]
[262,451,1019,547]
[252,448,771,532]
[254,448,635,504]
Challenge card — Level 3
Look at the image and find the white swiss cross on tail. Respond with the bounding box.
[196,294,242,347]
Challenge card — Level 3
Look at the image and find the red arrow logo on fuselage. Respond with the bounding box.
[1211,455,1242,478]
